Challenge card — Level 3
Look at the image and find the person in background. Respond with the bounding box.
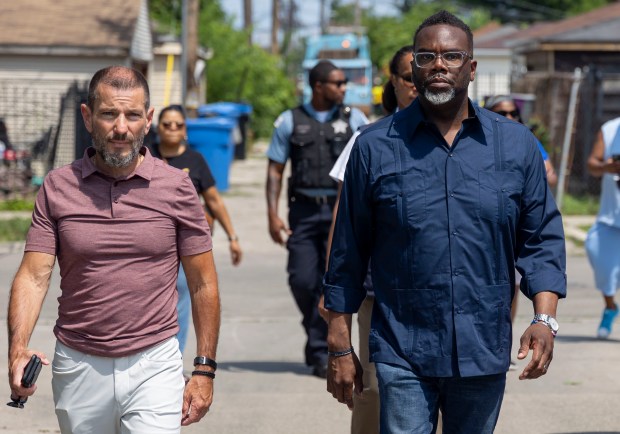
[486,94,558,369]
[323,11,566,433]
[266,60,368,378]
[7,66,220,432]
[486,95,557,187]
[585,116,620,338]
[323,45,421,434]
[150,104,242,355]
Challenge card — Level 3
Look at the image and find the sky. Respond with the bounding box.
[221,0,396,46]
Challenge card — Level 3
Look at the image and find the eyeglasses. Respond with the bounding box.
[495,110,520,118]
[322,78,349,87]
[413,51,472,68]
[161,121,185,129]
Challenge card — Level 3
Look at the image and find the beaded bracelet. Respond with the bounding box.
[327,347,354,358]
[192,370,215,379]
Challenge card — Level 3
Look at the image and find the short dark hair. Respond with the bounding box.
[413,10,473,54]
[309,60,339,89]
[87,66,150,110]
[158,104,187,123]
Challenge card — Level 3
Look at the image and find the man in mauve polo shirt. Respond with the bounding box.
[7,66,220,434]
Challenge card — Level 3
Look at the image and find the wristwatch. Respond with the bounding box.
[532,314,559,337]
[193,356,217,370]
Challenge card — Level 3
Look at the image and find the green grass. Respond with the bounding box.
[0,198,35,211]
[560,194,599,215]
[0,218,32,242]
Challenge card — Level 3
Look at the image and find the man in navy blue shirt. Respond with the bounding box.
[323,10,566,434]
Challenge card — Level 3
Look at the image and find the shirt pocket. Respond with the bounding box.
[374,172,427,228]
[392,288,442,355]
[478,171,523,224]
[474,284,512,352]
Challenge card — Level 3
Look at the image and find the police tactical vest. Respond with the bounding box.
[289,105,353,193]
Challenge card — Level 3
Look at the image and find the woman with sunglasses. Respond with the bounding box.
[152,105,242,355]
[486,95,558,187]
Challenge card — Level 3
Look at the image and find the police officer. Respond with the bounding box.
[266,60,368,378]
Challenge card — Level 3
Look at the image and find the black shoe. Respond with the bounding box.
[311,363,327,379]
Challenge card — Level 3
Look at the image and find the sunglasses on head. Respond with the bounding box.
[161,121,185,129]
[495,110,519,118]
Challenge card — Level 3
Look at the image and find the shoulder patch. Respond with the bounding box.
[274,114,285,128]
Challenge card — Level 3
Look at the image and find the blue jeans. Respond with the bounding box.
[176,264,191,354]
[376,362,505,434]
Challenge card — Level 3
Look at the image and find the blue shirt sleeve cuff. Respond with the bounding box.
[521,269,567,299]
[323,282,366,313]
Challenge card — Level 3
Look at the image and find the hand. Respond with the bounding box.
[8,349,49,401]
[604,157,620,174]
[517,323,554,380]
[318,295,328,323]
[181,375,214,426]
[326,353,363,410]
[229,239,242,266]
[268,216,291,245]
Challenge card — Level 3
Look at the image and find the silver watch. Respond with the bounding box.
[532,314,559,336]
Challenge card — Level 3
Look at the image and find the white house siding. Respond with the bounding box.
[130,0,153,63]
[469,49,512,105]
[0,55,125,148]
[149,49,183,123]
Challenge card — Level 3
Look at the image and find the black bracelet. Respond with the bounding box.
[327,347,354,358]
[192,370,215,379]
[193,356,217,370]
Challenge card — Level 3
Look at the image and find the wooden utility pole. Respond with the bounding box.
[319,0,326,34]
[244,0,252,45]
[186,0,200,113]
[271,0,279,55]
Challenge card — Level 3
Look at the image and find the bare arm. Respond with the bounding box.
[587,130,620,177]
[266,160,290,245]
[8,252,55,399]
[517,291,560,380]
[180,250,221,426]
[544,160,557,188]
[202,187,242,266]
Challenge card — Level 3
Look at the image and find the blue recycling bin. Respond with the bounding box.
[197,102,252,160]
[186,117,237,192]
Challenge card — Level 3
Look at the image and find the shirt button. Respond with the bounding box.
[449,153,453,157]
[456,308,463,314]
[450,192,454,197]
[113,197,119,203]
[452,231,457,236]
[453,271,459,276]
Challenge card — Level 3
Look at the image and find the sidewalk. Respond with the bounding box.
[0,152,618,433]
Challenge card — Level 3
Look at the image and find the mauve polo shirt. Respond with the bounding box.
[25,147,212,357]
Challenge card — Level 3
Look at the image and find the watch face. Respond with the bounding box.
[549,317,559,331]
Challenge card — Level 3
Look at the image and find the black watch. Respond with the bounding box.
[193,356,217,370]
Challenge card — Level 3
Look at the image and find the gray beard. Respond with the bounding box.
[92,132,144,168]
[424,88,455,105]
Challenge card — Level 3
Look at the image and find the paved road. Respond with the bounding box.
[1,154,619,433]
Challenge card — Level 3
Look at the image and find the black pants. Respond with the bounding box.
[287,199,334,367]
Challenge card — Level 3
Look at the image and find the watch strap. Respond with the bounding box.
[193,356,218,370]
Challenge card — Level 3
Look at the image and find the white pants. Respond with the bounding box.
[52,337,184,434]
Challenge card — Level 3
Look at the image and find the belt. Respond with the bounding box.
[291,194,336,205]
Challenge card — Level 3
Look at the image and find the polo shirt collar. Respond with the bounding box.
[81,146,154,181]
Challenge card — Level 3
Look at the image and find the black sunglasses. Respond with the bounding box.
[495,110,520,118]
[322,78,349,88]
[161,121,185,129]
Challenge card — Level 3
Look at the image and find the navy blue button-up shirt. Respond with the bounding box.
[323,99,566,377]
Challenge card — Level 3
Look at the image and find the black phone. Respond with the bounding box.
[612,155,620,162]
[21,355,42,388]
[7,355,42,409]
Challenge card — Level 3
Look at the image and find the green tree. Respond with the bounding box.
[149,0,297,139]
